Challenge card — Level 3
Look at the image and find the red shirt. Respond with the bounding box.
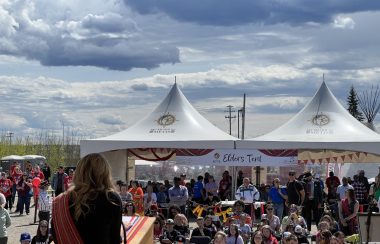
[326,176,340,193]
[64,175,73,191]
[11,171,22,184]
[0,178,12,197]
[34,171,45,180]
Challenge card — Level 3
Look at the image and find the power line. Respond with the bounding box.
[224,105,236,135]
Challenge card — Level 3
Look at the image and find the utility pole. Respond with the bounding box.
[242,94,246,139]
[237,109,242,138]
[60,120,65,162]
[6,132,14,154]
[225,105,236,135]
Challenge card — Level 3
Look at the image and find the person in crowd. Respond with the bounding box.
[326,172,340,195]
[0,172,13,211]
[191,216,212,239]
[205,175,219,197]
[302,172,323,231]
[232,200,252,225]
[204,172,210,185]
[173,213,190,238]
[20,232,32,244]
[11,166,22,208]
[261,203,281,233]
[286,170,305,206]
[0,193,11,244]
[237,170,244,188]
[16,173,32,215]
[25,161,34,178]
[31,220,51,244]
[369,175,380,212]
[213,231,227,244]
[124,201,139,216]
[157,185,169,208]
[319,230,332,244]
[179,174,186,186]
[38,180,51,222]
[238,214,251,243]
[268,178,287,220]
[357,170,370,192]
[51,153,122,244]
[337,177,354,201]
[192,175,204,203]
[226,224,244,244]
[119,183,133,209]
[41,163,51,183]
[204,215,218,238]
[168,177,188,214]
[252,231,264,244]
[281,204,307,233]
[144,184,157,213]
[51,166,67,197]
[329,236,341,244]
[261,225,278,244]
[129,180,144,215]
[219,171,232,201]
[159,219,181,244]
[352,174,367,207]
[319,215,339,234]
[294,225,308,244]
[285,234,299,244]
[281,232,291,244]
[235,177,260,215]
[203,192,220,206]
[153,217,164,240]
[333,231,345,243]
[64,169,74,191]
[259,184,270,202]
[33,166,45,180]
[148,204,165,221]
[185,182,193,199]
[168,205,181,219]
[338,188,359,236]
[315,221,330,243]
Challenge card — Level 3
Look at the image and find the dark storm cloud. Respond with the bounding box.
[125,0,380,26]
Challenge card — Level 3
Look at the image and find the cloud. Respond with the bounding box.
[125,0,380,26]
[97,115,124,125]
[0,1,180,71]
[333,16,355,29]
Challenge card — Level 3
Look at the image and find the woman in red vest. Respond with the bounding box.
[51,153,122,244]
[129,181,144,215]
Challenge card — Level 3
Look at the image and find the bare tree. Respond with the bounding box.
[358,85,380,131]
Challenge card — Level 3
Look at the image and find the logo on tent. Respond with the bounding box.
[156,113,177,127]
[311,113,330,126]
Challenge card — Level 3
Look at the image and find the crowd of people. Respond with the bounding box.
[1,156,380,243]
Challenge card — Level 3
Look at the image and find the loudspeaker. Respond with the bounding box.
[358,212,380,243]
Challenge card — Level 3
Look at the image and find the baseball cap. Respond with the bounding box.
[283,232,291,238]
[315,173,320,179]
[294,225,303,234]
[180,174,186,177]
[20,232,31,241]
[166,219,174,224]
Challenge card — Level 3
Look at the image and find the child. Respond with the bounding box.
[239,215,252,244]
[20,232,32,244]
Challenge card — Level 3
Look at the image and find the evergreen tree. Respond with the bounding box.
[347,85,364,121]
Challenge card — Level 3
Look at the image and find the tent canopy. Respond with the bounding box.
[81,83,237,156]
[237,81,380,155]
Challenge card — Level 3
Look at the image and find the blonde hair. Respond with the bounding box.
[174,213,188,226]
[69,153,117,221]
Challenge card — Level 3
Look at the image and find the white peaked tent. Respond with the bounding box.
[81,83,237,156]
[237,81,380,155]
[80,83,237,181]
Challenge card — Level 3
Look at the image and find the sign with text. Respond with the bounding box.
[176,149,297,166]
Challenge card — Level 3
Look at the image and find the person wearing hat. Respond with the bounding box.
[20,232,31,244]
[294,224,309,243]
[38,180,51,222]
[191,217,212,239]
[159,219,181,244]
[64,169,74,191]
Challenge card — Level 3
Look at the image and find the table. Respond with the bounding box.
[122,216,155,244]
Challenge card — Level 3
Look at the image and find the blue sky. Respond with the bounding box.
[0,0,379,140]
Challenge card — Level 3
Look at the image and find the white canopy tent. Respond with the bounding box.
[80,83,238,181]
[237,82,380,156]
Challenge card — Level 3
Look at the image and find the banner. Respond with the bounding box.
[176,149,296,166]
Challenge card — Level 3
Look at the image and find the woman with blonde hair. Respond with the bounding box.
[51,153,122,244]
[0,193,11,244]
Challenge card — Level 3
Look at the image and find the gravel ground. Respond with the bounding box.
[7,197,41,244]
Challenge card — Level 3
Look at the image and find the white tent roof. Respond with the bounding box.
[237,82,380,155]
[81,83,237,156]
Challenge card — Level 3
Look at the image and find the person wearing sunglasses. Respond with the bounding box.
[281,204,307,233]
[268,178,287,220]
[31,220,51,244]
[261,203,281,233]
[286,170,305,207]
